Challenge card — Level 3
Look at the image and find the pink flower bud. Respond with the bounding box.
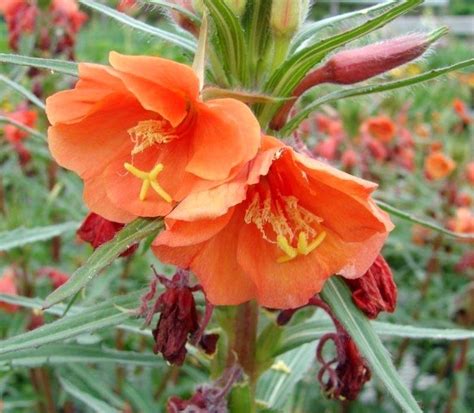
[313,32,441,86]
[271,29,446,130]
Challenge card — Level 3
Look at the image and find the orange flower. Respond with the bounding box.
[447,208,474,235]
[452,98,471,124]
[153,136,393,309]
[0,267,18,313]
[362,116,396,143]
[46,52,261,223]
[424,151,456,180]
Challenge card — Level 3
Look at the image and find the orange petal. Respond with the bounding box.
[109,52,199,126]
[48,94,150,180]
[186,99,261,181]
[46,63,129,125]
[282,151,393,242]
[237,222,387,309]
[83,174,136,224]
[237,221,330,309]
[153,210,257,305]
[155,210,234,247]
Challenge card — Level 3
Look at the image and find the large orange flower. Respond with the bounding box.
[153,136,394,309]
[46,53,261,223]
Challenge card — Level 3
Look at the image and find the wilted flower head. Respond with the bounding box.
[152,271,199,365]
[77,212,138,257]
[0,0,38,51]
[167,365,242,412]
[46,52,261,223]
[345,255,397,319]
[317,332,371,400]
[424,151,456,180]
[153,136,393,309]
[50,0,88,58]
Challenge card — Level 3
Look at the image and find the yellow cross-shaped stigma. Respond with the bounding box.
[277,231,327,263]
[123,162,172,203]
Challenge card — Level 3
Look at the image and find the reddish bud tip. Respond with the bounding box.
[345,255,397,319]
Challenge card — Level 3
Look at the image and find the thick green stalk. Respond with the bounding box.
[232,301,259,410]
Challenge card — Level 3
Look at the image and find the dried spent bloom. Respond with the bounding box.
[167,365,242,412]
[46,52,261,223]
[153,136,393,309]
[361,116,397,143]
[424,151,456,180]
[345,255,397,319]
[76,212,138,257]
[0,267,19,313]
[50,0,88,59]
[152,278,199,365]
[0,0,38,51]
[317,332,371,400]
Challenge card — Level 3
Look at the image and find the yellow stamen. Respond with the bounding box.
[277,231,327,263]
[123,162,172,203]
[276,234,297,263]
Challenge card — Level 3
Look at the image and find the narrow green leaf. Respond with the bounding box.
[44,217,163,308]
[0,292,141,355]
[276,319,474,356]
[79,0,196,52]
[291,0,400,52]
[279,58,474,136]
[377,200,474,241]
[0,344,164,368]
[0,53,78,76]
[204,0,249,85]
[59,375,119,413]
[0,74,46,110]
[321,278,422,413]
[0,222,80,252]
[256,343,315,409]
[66,365,126,409]
[141,0,201,22]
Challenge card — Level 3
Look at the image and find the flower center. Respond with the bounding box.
[244,191,326,263]
[123,162,172,203]
[128,119,179,155]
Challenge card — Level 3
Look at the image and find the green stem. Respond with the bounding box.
[232,301,259,408]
